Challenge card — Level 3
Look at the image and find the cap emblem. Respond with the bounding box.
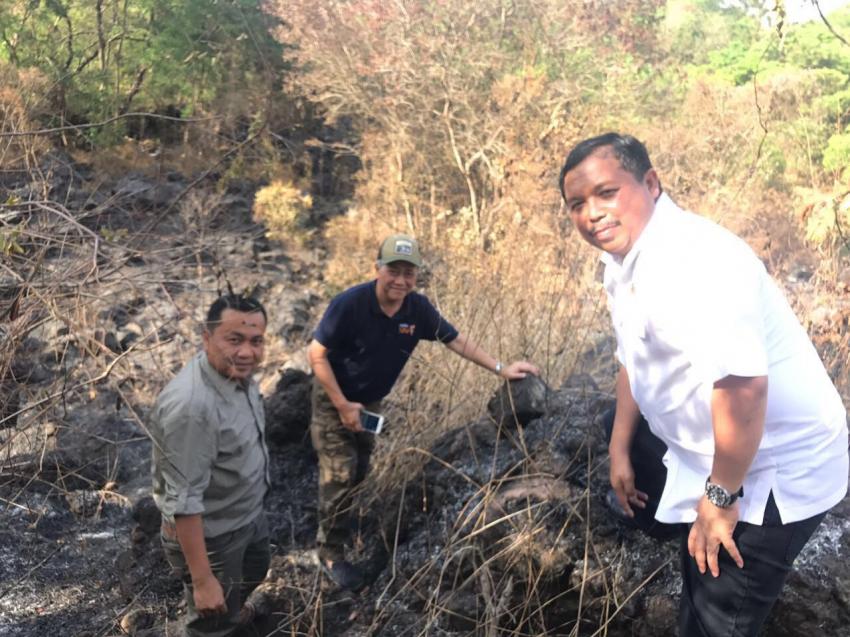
[394,240,413,255]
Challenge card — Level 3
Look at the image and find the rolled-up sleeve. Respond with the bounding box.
[152,399,217,518]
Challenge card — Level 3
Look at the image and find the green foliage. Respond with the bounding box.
[785,10,850,76]
[823,132,850,175]
[817,86,850,126]
[0,229,24,256]
[705,38,783,84]
[664,0,762,69]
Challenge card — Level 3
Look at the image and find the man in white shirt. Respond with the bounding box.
[559,132,848,636]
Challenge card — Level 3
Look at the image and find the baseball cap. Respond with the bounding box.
[377,234,422,267]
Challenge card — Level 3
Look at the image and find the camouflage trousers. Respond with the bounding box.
[310,381,381,561]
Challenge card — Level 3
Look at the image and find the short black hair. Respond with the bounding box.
[206,295,267,330]
[558,133,655,202]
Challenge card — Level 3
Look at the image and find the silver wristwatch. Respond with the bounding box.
[494,361,503,375]
[704,477,743,508]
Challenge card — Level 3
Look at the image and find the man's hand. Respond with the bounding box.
[609,447,647,517]
[192,572,227,617]
[336,400,365,432]
[500,361,540,379]
[688,496,744,577]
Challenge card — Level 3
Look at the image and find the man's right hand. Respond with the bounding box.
[609,447,648,517]
[336,400,365,432]
[192,572,227,617]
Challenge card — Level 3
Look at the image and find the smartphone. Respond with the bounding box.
[359,409,384,434]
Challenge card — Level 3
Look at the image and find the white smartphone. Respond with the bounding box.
[359,409,384,434]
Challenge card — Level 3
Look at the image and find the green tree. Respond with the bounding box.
[0,0,289,139]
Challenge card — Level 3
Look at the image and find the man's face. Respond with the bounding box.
[202,309,266,381]
[375,261,417,303]
[562,149,660,258]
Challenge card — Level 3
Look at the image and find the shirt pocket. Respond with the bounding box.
[216,404,257,460]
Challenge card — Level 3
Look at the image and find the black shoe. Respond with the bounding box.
[321,558,365,591]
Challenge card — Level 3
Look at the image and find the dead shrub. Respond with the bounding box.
[0,63,50,184]
[252,180,314,246]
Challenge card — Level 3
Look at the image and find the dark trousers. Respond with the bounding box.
[602,408,682,539]
[310,381,380,560]
[603,408,829,636]
[679,493,825,637]
[162,513,271,637]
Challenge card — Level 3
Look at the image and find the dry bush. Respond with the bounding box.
[642,67,850,234]
[639,79,775,232]
[70,137,217,183]
[0,64,50,190]
[279,0,659,243]
[798,186,850,248]
[252,180,314,245]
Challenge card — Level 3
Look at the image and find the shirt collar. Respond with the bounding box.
[198,351,248,400]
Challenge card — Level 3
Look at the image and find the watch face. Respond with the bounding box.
[705,482,734,508]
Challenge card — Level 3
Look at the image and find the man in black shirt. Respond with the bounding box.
[309,234,538,588]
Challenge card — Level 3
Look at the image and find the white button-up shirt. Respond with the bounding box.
[603,193,848,524]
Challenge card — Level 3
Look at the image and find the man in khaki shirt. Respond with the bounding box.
[150,295,270,636]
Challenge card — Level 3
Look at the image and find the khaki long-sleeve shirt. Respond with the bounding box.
[150,352,270,538]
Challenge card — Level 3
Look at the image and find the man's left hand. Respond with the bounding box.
[500,361,540,379]
[687,496,744,578]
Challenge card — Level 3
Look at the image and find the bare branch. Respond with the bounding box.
[813,0,850,46]
[0,112,220,138]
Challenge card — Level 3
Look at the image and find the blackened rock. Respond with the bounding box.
[439,590,480,632]
[560,372,598,392]
[103,331,122,354]
[279,296,314,341]
[113,174,183,209]
[132,495,161,537]
[265,369,312,446]
[487,375,550,428]
[10,359,52,384]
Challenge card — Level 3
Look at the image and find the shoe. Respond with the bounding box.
[237,601,256,626]
[320,557,364,591]
[238,583,273,625]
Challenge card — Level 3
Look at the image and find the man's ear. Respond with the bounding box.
[644,168,661,199]
[202,328,211,351]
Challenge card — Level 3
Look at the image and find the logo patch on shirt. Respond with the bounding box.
[399,323,416,336]
[394,240,413,255]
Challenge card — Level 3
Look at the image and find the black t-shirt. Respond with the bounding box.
[313,280,459,403]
